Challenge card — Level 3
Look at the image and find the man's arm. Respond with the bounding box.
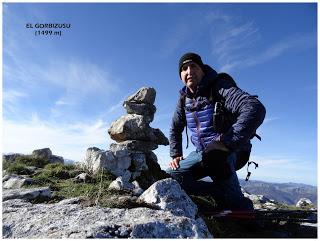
[215,74,266,150]
[169,95,186,158]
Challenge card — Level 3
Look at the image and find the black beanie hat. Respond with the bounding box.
[178,52,204,75]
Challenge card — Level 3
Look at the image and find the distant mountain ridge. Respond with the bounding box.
[239,179,317,205]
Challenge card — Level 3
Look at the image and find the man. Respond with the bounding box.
[167,52,266,210]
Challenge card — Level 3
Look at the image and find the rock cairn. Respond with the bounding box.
[84,87,169,190]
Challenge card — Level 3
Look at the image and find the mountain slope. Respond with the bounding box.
[239,179,317,205]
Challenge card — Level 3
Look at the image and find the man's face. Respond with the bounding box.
[180,62,205,93]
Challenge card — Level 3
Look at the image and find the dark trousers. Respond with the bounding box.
[166,151,253,210]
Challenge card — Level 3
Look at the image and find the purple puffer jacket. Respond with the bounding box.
[169,65,266,158]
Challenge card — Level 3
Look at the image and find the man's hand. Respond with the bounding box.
[205,141,229,153]
[169,156,183,170]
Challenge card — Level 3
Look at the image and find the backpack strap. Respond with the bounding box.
[179,93,189,149]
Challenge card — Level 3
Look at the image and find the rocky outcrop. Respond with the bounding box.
[32,148,64,164]
[2,187,51,201]
[242,188,280,210]
[139,178,198,219]
[296,198,314,208]
[2,153,24,163]
[3,199,211,238]
[83,87,169,190]
[3,178,212,238]
[3,174,33,189]
[3,148,64,165]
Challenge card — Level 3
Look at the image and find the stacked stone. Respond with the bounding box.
[84,87,169,190]
[109,87,168,152]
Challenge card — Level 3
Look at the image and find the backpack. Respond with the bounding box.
[180,73,261,179]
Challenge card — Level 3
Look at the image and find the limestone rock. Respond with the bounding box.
[3,175,33,189]
[134,154,170,190]
[242,188,280,210]
[3,153,24,163]
[138,178,198,219]
[3,187,51,201]
[49,155,64,164]
[108,171,143,196]
[32,148,52,160]
[58,197,81,205]
[108,114,155,142]
[126,87,156,105]
[108,114,168,145]
[152,128,170,145]
[83,147,130,176]
[3,199,212,238]
[110,141,158,153]
[131,153,148,172]
[296,198,313,208]
[146,151,158,163]
[123,101,156,122]
[4,149,64,165]
[73,173,92,183]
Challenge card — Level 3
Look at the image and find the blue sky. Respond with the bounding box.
[2,3,317,186]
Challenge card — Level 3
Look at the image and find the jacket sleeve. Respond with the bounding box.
[169,95,186,158]
[215,74,266,150]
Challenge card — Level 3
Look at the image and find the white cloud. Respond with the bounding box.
[3,89,29,116]
[220,33,316,72]
[3,5,122,121]
[3,90,28,104]
[212,21,259,62]
[3,118,112,162]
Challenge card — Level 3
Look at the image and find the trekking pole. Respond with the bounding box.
[200,209,317,223]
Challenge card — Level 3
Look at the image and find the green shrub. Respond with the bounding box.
[54,179,110,199]
[15,155,49,168]
[44,163,76,170]
[5,162,32,175]
[91,169,116,182]
[3,161,11,171]
[34,166,70,181]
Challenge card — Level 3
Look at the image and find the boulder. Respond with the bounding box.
[73,173,92,183]
[49,155,64,164]
[58,197,81,205]
[134,154,170,190]
[32,148,52,160]
[3,187,51,201]
[108,114,169,145]
[152,128,170,145]
[126,87,156,105]
[296,198,313,208]
[146,151,158,163]
[83,147,130,176]
[108,171,144,196]
[123,101,156,123]
[242,188,280,210]
[138,178,198,219]
[131,153,148,172]
[3,175,33,189]
[110,141,158,153]
[3,199,212,238]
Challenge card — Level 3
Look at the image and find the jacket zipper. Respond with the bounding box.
[192,102,205,150]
